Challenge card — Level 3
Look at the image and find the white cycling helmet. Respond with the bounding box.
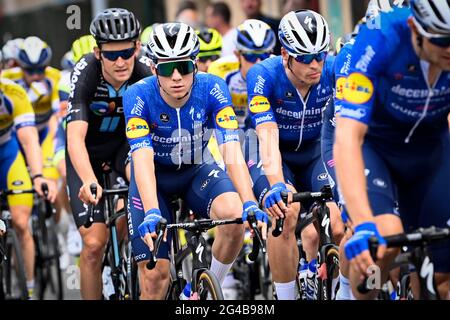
[235,19,276,52]
[411,0,450,34]
[17,36,52,68]
[2,38,24,61]
[147,22,200,62]
[279,10,330,55]
[61,51,75,70]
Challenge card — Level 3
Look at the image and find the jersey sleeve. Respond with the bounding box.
[208,75,240,145]
[246,63,276,128]
[66,54,98,124]
[9,83,36,130]
[123,80,153,153]
[339,21,392,125]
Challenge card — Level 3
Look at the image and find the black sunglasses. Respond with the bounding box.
[198,54,221,63]
[156,60,195,77]
[101,46,136,61]
[23,67,46,75]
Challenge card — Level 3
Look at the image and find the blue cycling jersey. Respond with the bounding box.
[246,55,335,151]
[123,73,240,168]
[339,7,450,143]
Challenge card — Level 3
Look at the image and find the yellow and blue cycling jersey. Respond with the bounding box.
[2,66,61,132]
[2,66,61,180]
[0,78,34,207]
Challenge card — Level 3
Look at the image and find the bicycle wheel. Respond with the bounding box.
[44,220,64,300]
[4,230,28,300]
[195,270,224,300]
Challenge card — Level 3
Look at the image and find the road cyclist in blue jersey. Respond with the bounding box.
[123,22,268,300]
[334,0,450,300]
[245,9,345,300]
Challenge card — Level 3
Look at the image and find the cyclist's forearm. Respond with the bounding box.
[334,119,373,225]
[132,148,159,212]
[257,124,284,186]
[16,126,43,177]
[221,141,257,203]
[67,130,97,184]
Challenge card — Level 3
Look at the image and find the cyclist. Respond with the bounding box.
[0,67,56,298]
[321,0,409,300]
[66,8,151,299]
[334,0,450,300]
[195,27,222,72]
[2,36,61,183]
[124,22,267,300]
[1,38,23,69]
[245,10,344,300]
[209,19,276,131]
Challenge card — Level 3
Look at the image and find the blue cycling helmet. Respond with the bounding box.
[235,19,276,52]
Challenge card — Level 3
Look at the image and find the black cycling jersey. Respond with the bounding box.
[66,53,152,159]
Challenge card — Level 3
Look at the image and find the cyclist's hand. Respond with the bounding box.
[344,222,386,277]
[264,182,289,219]
[138,208,162,251]
[78,181,102,205]
[34,177,57,203]
[242,201,268,240]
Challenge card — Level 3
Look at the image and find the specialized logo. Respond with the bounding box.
[249,95,270,113]
[126,118,150,139]
[343,73,374,104]
[335,77,346,100]
[216,107,238,129]
[420,256,436,296]
[195,243,205,263]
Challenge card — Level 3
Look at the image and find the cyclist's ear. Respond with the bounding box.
[94,46,101,61]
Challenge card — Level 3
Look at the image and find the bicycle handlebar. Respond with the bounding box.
[272,185,333,237]
[357,226,450,294]
[83,183,97,229]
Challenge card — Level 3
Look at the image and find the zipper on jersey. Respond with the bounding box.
[294,88,311,151]
[176,108,182,170]
[404,60,441,144]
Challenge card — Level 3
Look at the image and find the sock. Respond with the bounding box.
[274,281,297,300]
[27,280,35,298]
[335,271,351,300]
[210,256,234,285]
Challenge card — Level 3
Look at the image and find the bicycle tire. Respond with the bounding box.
[46,221,64,300]
[4,230,28,299]
[195,269,224,300]
[317,247,340,300]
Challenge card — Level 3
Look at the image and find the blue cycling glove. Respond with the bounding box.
[344,222,386,261]
[138,208,162,238]
[264,182,289,209]
[242,201,268,225]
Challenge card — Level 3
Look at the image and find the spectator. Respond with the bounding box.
[205,2,237,57]
[175,0,200,28]
[282,0,316,14]
[241,0,281,55]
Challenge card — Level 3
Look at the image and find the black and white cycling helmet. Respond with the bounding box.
[235,19,276,52]
[146,22,200,62]
[279,10,330,56]
[90,8,141,43]
[17,36,52,68]
[411,0,450,34]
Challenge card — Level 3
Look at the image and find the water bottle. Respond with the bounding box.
[179,283,191,300]
[297,258,308,300]
[306,259,317,300]
[102,266,116,300]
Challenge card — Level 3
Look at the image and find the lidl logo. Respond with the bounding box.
[216,107,238,129]
[249,95,270,113]
[126,117,150,139]
[343,73,374,104]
